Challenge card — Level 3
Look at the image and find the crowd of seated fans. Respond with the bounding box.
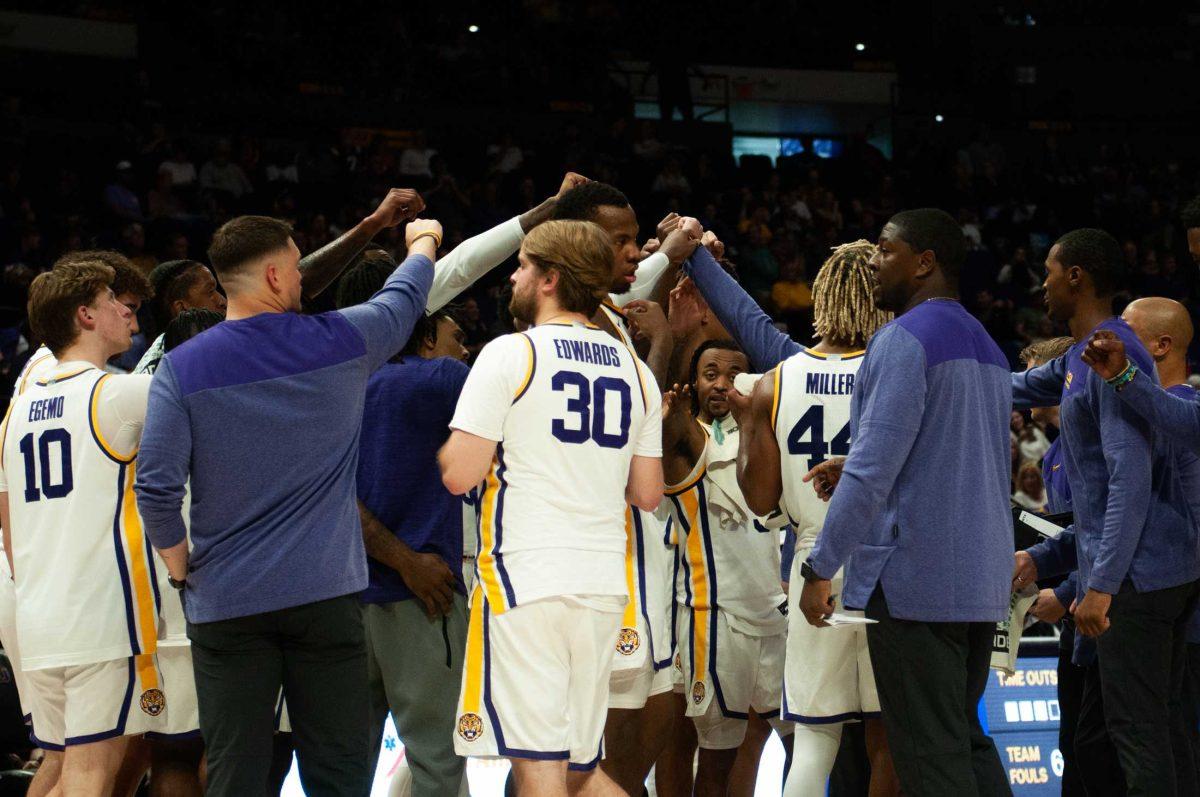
[2,102,1199,404]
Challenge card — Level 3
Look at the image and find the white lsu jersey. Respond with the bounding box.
[450,321,662,614]
[772,348,864,548]
[0,364,157,670]
[666,420,787,633]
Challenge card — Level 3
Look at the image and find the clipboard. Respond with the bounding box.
[1011,507,1072,551]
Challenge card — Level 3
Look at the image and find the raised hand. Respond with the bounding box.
[369,188,425,228]
[700,230,725,260]
[656,212,682,242]
[556,172,589,199]
[658,221,703,267]
[662,382,693,421]
[640,238,661,260]
[624,299,671,343]
[1081,330,1128,381]
[802,457,846,502]
[405,218,443,255]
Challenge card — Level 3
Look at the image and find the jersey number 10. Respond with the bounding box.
[550,371,632,449]
[18,429,74,503]
[786,405,850,470]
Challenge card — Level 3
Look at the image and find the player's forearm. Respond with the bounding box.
[738,427,783,517]
[1117,370,1200,453]
[518,196,558,233]
[684,246,799,370]
[646,334,674,390]
[1026,526,1077,579]
[1087,458,1151,594]
[299,214,385,301]
[427,217,525,312]
[0,493,12,575]
[359,500,411,574]
[157,540,189,581]
[1011,356,1067,410]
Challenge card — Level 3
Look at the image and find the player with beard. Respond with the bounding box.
[440,219,663,796]
[659,339,790,796]
[551,183,700,793]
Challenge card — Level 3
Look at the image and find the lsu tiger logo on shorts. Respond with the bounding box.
[691,680,705,705]
[615,627,640,656]
[140,688,166,717]
[457,713,484,742]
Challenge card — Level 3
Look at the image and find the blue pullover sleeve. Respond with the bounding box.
[1087,376,1154,593]
[1055,571,1079,610]
[808,325,926,579]
[134,359,191,550]
[1011,354,1068,410]
[683,246,801,371]
[1026,526,1076,580]
[1115,368,1200,455]
[339,253,435,371]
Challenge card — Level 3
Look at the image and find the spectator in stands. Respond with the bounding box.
[159,141,197,187]
[200,138,254,200]
[121,222,157,275]
[1014,411,1051,464]
[1012,463,1048,511]
[486,132,524,176]
[458,296,490,359]
[399,130,438,182]
[103,160,144,223]
[651,157,692,202]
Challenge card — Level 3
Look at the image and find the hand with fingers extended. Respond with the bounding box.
[802,457,846,502]
[368,188,426,228]
[1080,329,1128,381]
[624,299,671,344]
[662,382,693,421]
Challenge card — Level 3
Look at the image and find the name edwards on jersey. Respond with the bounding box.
[805,372,855,396]
[552,338,623,368]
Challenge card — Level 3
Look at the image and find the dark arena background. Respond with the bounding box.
[0,2,1199,796]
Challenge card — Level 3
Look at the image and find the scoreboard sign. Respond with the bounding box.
[981,657,1065,795]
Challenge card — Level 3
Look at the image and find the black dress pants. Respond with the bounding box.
[188,594,371,797]
[864,587,1011,797]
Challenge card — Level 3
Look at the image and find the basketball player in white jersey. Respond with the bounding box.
[0,251,154,797]
[728,241,899,796]
[439,219,663,797]
[551,183,699,792]
[659,339,790,795]
[0,259,165,795]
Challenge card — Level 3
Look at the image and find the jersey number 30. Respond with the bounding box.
[18,429,73,503]
[551,371,632,449]
[786,405,849,470]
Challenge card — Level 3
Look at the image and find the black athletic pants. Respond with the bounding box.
[864,587,1010,797]
[1095,580,1199,797]
[1074,660,1125,796]
[188,594,371,797]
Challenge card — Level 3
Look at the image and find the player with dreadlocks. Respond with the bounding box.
[688,238,898,795]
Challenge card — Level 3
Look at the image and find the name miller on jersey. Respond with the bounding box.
[552,338,623,368]
[805,372,855,396]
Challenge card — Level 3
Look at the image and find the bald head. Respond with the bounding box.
[1122,297,1193,387]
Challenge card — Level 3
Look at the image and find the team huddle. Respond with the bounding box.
[0,171,1195,797]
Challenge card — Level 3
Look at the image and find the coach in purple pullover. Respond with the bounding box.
[1013,230,1200,796]
[135,214,440,797]
[783,210,1010,796]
